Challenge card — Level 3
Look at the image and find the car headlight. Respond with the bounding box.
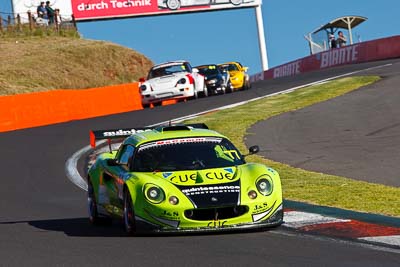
[144,184,165,204]
[140,84,147,91]
[169,196,179,205]
[206,78,217,84]
[176,78,186,86]
[256,176,273,196]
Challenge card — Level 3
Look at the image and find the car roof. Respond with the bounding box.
[196,64,218,68]
[152,60,188,69]
[219,62,240,66]
[123,126,226,147]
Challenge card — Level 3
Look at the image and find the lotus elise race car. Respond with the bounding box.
[139,60,207,108]
[88,124,283,235]
[218,61,251,91]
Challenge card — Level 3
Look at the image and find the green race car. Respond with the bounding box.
[87,124,283,235]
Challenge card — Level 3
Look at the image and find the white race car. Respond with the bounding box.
[139,60,207,108]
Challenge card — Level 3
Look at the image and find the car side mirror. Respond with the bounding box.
[107,158,119,166]
[243,67,249,72]
[139,77,145,83]
[249,145,260,155]
[192,68,199,73]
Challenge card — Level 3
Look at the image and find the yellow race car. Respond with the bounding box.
[218,61,251,91]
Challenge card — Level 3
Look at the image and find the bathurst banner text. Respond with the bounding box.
[250,35,400,82]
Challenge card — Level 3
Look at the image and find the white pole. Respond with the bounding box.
[10,0,15,15]
[255,5,269,71]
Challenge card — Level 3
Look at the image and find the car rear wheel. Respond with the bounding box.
[123,188,136,236]
[241,79,248,90]
[189,89,198,100]
[142,103,150,109]
[87,179,100,225]
[221,86,226,94]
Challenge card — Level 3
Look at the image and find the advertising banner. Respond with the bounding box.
[250,35,400,82]
[71,0,261,21]
[12,0,261,21]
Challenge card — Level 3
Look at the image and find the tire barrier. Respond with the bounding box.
[0,83,142,132]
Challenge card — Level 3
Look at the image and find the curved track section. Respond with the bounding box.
[247,59,400,187]
[1,59,400,266]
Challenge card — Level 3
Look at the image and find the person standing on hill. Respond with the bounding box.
[45,1,55,24]
[37,2,48,19]
[329,34,337,49]
[337,31,347,47]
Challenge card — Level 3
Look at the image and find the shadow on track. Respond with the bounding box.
[0,217,280,238]
[0,218,128,237]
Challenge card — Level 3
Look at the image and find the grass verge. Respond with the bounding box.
[0,36,153,95]
[186,76,400,217]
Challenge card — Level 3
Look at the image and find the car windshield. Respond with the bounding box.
[132,137,245,172]
[148,63,190,79]
[197,66,219,76]
[227,64,239,71]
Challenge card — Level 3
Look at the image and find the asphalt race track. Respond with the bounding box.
[247,59,400,187]
[1,59,400,266]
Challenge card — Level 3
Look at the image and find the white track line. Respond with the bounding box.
[65,63,392,192]
[359,235,400,247]
[283,211,351,228]
[65,140,106,191]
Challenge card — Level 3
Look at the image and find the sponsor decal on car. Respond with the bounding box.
[102,128,152,137]
[139,137,222,150]
[161,210,180,220]
[207,220,228,228]
[170,173,197,183]
[205,171,234,180]
[181,185,240,196]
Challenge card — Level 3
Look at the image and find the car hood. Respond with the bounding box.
[229,71,243,78]
[158,167,240,208]
[158,166,238,186]
[146,73,186,90]
[204,74,221,81]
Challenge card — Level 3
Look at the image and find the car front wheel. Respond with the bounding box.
[202,84,208,97]
[88,179,100,225]
[123,188,136,236]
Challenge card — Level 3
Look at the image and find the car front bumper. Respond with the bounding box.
[135,203,283,234]
[141,86,194,105]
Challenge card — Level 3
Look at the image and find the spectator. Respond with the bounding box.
[37,2,48,19]
[329,34,337,49]
[54,9,62,25]
[337,31,347,47]
[45,1,55,24]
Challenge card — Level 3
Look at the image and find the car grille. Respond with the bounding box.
[184,206,248,221]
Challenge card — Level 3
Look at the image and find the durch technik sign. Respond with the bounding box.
[12,0,261,21]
